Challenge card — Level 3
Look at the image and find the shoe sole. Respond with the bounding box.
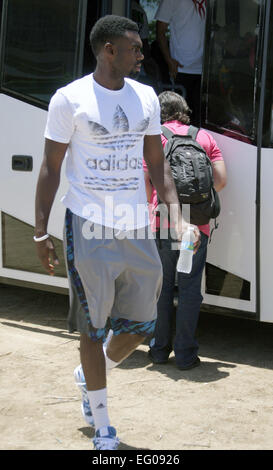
[151,358,169,364]
[93,437,120,450]
[177,358,201,370]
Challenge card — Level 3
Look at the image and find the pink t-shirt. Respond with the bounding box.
[143,120,223,237]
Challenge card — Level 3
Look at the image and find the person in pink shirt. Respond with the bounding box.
[145,91,226,369]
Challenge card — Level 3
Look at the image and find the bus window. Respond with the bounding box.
[0,0,85,106]
[202,0,262,143]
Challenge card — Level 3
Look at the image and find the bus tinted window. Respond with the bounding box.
[1,0,82,105]
[202,0,262,142]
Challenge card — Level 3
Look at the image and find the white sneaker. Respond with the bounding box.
[93,426,120,450]
[74,364,95,427]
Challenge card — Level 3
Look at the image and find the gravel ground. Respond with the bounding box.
[0,284,272,451]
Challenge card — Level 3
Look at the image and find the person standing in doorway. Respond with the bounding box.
[155,0,207,126]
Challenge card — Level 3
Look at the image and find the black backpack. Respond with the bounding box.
[161,125,220,226]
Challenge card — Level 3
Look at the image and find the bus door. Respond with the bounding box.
[0,0,105,291]
[201,0,268,320]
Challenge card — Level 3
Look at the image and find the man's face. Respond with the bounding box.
[112,31,144,78]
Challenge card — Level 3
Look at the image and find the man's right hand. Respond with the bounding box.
[167,57,183,80]
[35,237,59,276]
[156,21,183,80]
[34,138,68,276]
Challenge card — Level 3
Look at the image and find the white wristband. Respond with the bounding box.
[33,234,49,242]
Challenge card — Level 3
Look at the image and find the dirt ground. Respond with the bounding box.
[0,283,272,451]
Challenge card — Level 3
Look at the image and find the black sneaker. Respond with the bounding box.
[177,357,201,370]
[148,349,169,364]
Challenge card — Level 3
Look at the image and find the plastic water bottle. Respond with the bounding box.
[176,226,195,273]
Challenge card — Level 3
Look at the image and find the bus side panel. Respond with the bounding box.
[0,94,68,237]
[260,148,273,323]
[0,94,68,286]
[202,132,256,314]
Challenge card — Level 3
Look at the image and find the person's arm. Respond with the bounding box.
[204,130,227,192]
[156,20,183,79]
[144,170,153,202]
[143,134,200,244]
[34,138,68,275]
[212,160,227,192]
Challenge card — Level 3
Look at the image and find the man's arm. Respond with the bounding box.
[144,170,153,202]
[34,138,68,275]
[212,160,227,192]
[143,134,200,243]
[156,20,183,80]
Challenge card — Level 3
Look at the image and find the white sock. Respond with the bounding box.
[87,388,110,432]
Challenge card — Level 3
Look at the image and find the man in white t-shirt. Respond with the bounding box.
[155,0,207,125]
[34,15,199,450]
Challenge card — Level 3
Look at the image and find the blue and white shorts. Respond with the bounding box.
[64,209,162,341]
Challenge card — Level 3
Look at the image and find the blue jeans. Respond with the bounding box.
[150,232,208,368]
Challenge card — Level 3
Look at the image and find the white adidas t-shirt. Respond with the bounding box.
[45,74,161,230]
[155,0,206,74]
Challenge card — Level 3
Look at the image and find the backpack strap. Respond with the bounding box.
[161,125,175,141]
[162,124,200,141]
[187,125,199,141]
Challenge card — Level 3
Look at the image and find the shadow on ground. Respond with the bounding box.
[1,284,272,372]
[118,349,236,383]
[79,427,150,450]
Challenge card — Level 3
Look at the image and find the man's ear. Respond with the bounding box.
[104,42,115,56]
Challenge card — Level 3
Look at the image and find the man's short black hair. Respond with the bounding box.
[90,15,139,56]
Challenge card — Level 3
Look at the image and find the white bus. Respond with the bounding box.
[0,0,272,323]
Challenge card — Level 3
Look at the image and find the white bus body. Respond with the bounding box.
[0,0,272,322]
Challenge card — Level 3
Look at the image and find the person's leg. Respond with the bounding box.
[80,334,114,437]
[65,210,120,449]
[174,232,208,369]
[79,320,155,380]
[106,331,146,363]
[176,73,202,126]
[149,238,178,362]
[75,328,145,431]
[77,320,155,432]
[191,74,202,127]
[79,330,147,440]
[71,223,162,448]
[80,335,106,391]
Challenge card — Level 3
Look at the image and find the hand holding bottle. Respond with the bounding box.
[177,225,197,273]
